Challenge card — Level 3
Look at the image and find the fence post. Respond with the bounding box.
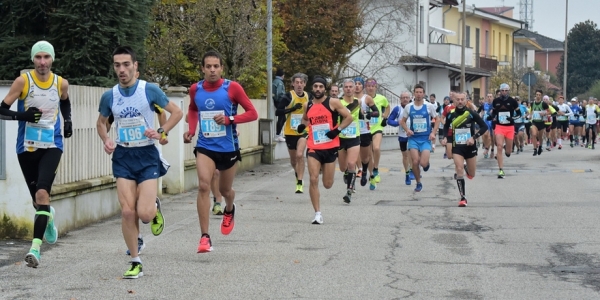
[161,86,187,194]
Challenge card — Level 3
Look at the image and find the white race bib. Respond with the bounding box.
[340,122,358,138]
[117,116,149,147]
[311,124,332,144]
[412,118,427,133]
[200,111,226,138]
[24,119,54,148]
[290,114,302,131]
[454,128,471,145]
[498,111,510,124]
[359,120,368,131]
[369,116,379,125]
[532,111,542,121]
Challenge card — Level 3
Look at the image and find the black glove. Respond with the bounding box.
[296,124,306,133]
[486,115,494,121]
[325,128,340,139]
[17,107,42,123]
[365,111,372,120]
[64,120,73,138]
[574,114,579,118]
[381,118,387,127]
[293,103,303,110]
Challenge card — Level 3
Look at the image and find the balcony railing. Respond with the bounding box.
[475,54,498,72]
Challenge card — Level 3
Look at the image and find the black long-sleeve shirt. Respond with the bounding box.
[443,107,488,147]
[275,91,313,116]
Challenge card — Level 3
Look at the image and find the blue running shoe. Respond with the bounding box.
[405,174,411,185]
[414,182,423,192]
[126,237,146,255]
[44,206,58,244]
[369,177,377,190]
[408,170,415,180]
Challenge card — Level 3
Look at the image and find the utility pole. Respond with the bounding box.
[460,0,466,92]
[563,0,568,97]
[267,0,274,122]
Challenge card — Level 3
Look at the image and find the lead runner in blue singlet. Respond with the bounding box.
[96,46,183,279]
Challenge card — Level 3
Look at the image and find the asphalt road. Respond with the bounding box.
[2,142,600,299]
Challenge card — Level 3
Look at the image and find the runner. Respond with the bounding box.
[442,92,488,206]
[441,93,456,160]
[486,83,522,178]
[97,46,183,278]
[513,100,528,154]
[353,77,379,187]
[569,98,583,147]
[478,93,495,158]
[330,84,340,98]
[543,96,559,151]
[438,96,451,152]
[337,79,361,203]
[0,41,69,268]
[388,91,413,185]
[275,73,311,193]
[184,50,258,252]
[400,84,438,192]
[529,90,556,156]
[365,78,389,190]
[428,93,441,153]
[583,98,600,149]
[555,95,572,150]
[296,76,352,224]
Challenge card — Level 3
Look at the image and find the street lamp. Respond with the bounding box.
[563,0,568,97]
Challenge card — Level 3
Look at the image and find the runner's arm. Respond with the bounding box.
[275,92,293,116]
[227,81,258,124]
[187,83,199,135]
[387,106,400,127]
[0,76,26,120]
[471,110,489,138]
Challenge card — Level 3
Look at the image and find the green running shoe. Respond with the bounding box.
[123,262,143,279]
[25,249,41,268]
[44,206,58,244]
[151,197,164,236]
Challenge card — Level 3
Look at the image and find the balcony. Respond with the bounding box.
[428,43,473,67]
[475,54,499,72]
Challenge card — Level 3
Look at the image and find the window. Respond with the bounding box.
[506,34,510,61]
[475,28,480,55]
[485,30,489,55]
[498,32,502,58]
[0,120,5,180]
[465,26,471,48]
[419,6,424,43]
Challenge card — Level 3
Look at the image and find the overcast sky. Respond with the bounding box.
[471,0,598,41]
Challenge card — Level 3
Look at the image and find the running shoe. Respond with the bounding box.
[212,202,224,215]
[274,135,286,142]
[123,262,143,279]
[369,177,377,190]
[405,174,411,185]
[24,249,40,268]
[373,170,381,183]
[498,169,505,179]
[409,170,415,180]
[126,237,146,255]
[220,204,236,235]
[537,147,543,155]
[360,173,368,187]
[443,153,447,159]
[533,148,538,156]
[570,143,573,148]
[295,184,303,194]
[423,164,430,172]
[558,145,562,150]
[458,198,467,207]
[151,197,165,236]
[44,206,58,244]
[197,235,213,253]
[414,182,422,192]
[312,213,323,225]
[343,189,352,204]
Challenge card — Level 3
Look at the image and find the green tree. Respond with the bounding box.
[0,0,152,86]
[557,20,600,97]
[276,0,362,83]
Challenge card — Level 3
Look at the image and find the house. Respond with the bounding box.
[514,29,565,77]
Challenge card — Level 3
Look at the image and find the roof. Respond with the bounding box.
[514,29,564,51]
[398,56,492,82]
[478,6,514,15]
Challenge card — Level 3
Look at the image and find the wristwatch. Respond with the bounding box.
[229,116,235,124]
[157,128,168,136]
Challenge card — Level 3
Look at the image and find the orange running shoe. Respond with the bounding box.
[356,170,362,178]
[221,204,236,235]
[458,198,467,207]
[197,235,213,253]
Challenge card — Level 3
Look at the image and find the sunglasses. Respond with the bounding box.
[501,89,509,92]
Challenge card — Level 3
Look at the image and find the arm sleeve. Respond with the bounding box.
[548,104,557,115]
[275,92,292,116]
[228,82,258,124]
[98,91,113,117]
[145,84,169,108]
[387,106,400,127]
[188,83,199,134]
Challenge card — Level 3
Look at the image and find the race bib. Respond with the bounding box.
[370,116,379,125]
[117,116,149,147]
[24,119,54,148]
[579,115,586,122]
[311,123,332,145]
[454,128,471,145]
[532,111,542,121]
[340,122,358,138]
[200,111,226,138]
[557,114,568,121]
[359,120,368,131]
[290,114,302,131]
[498,112,510,124]
[588,114,596,123]
[412,118,427,133]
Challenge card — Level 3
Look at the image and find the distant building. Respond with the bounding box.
[513,29,565,77]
